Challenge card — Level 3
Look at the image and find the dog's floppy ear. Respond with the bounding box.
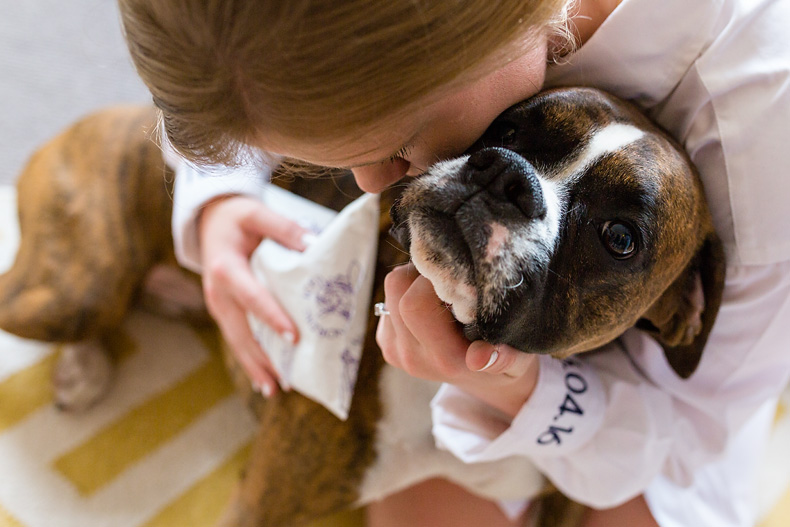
[636,234,726,379]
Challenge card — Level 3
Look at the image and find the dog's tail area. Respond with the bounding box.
[0,244,140,342]
[0,285,96,343]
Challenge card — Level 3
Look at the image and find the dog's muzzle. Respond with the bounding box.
[464,147,546,221]
[390,145,559,328]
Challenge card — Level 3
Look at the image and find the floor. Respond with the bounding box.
[0,0,151,186]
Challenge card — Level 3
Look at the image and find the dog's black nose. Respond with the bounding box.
[467,147,546,219]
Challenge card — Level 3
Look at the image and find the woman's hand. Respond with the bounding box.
[376,263,540,417]
[198,195,312,396]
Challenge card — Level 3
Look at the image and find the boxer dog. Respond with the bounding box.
[390,87,725,378]
[0,88,724,527]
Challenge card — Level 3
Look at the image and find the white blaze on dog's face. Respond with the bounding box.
[390,88,710,357]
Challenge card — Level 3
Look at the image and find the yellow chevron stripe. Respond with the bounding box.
[142,438,364,527]
[0,504,24,527]
[775,400,786,425]
[0,351,56,433]
[53,354,234,496]
[0,327,138,434]
[143,442,251,527]
[308,508,366,527]
[761,485,790,527]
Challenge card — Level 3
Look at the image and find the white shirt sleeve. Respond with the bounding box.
[432,260,790,510]
[162,135,280,273]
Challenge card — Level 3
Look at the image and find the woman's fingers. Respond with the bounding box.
[204,270,281,393]
[217,307,281,397]
[376,263,541,416]
[377,264,469,380]
[466,340,535,378]
[238,201,315,252]
[198,196,315,395]
[398,273,470,376]
[376,264,422,369]
[204,249,297,338]
[466,340,541,417]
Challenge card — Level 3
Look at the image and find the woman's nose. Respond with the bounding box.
[351,157,410,193]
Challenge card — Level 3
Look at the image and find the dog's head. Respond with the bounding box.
[390,87,725,378]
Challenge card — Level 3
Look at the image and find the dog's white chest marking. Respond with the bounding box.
[358,365,545,505]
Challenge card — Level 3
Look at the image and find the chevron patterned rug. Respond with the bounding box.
[0,185,786,527]
[0,186,363,527]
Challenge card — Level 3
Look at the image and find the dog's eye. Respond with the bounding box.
[500,126,516,145]
[599,221,638,259]
[484,121,518,147]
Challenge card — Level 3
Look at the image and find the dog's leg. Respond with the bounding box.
[214,390,375,527]
[52,338,113,412]
[215,334,388,527]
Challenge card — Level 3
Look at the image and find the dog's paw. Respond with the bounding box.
[52,339,113,412]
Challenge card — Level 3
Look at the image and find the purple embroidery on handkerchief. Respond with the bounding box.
[304,261,361,338]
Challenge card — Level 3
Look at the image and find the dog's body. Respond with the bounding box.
[0,106,208,411]
[0,88,724,527]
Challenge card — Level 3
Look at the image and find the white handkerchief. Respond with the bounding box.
[248,185,380,420]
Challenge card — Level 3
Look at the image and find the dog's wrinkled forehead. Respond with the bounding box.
[468,88,646,173]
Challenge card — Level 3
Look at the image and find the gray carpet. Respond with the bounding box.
[0,0,151,185]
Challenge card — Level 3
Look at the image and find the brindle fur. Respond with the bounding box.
[0,106,211,411]
[0,106,178,342]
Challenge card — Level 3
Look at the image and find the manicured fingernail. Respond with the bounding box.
[281,331,296,345]
[253,381,274,398]
[261,383,274,398]
[477,349,499,372]
[301,232,318,247]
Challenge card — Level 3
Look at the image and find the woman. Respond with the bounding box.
[119,0,790,525]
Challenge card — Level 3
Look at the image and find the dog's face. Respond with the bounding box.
[391,88,725,378]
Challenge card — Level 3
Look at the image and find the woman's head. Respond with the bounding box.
[120,0,571,177]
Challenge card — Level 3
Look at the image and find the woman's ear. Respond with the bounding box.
[636,234,726,379]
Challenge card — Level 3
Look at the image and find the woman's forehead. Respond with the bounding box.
[255,118,421,168]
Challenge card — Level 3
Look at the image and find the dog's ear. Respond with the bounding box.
[636,234,726,379]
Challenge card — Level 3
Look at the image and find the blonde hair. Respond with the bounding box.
[120,0,573,166]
